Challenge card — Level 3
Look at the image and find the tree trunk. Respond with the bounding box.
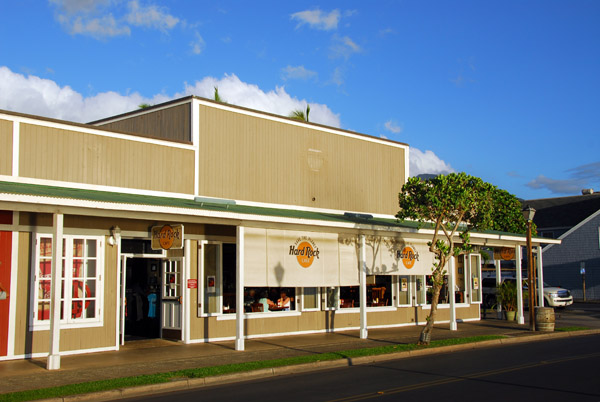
[418,274,443,345]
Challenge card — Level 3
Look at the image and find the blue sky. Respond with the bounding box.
[1,0,599,201]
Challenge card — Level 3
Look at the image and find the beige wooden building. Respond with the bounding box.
[0,96,556,367]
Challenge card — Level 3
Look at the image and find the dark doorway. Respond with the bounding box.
[125,258,161,339]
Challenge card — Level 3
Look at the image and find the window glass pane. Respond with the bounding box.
[73,259,83,278]
[203,244,220,314]
[40,238,52,257]
[471,255,481,302]
[86,240,97,257]
[86,260,96,277]
[416,276,426,305]
[244,287,296,312]
[340,286,359,308]
[222,244,236,313]
[455,256,466,303]
[39,281,51,299]
[72,301,83,318]
[325,287,338,309]
[86,280,96,297]
[367,275,391,307]
[72,280,84,298]
[62,238,66,257]
[398,276,410,305]
[38,302,50,320]
[86,300,96,319]
[39,260,51,278]
[73,239,84,257]
[303,287,318,309]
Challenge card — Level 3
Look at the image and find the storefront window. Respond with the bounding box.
[33,234,103,326]
[470,254,482,303]
[243,287,296,312]
[416,276,426,305]
[455,256,466,303]
[323,287,338,310]
[367,275,392,307]
[397,276,411,305]
[202,243,220,314]
[303,287,319,310]
[340,286,359,308]
[416,275,449,305]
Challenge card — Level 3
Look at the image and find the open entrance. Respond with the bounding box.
[120,239,183,343]
[124,257,161,340]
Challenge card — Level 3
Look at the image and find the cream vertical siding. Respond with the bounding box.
[19,123,195,194]
[0,119,12,175]
[198,105,406,215]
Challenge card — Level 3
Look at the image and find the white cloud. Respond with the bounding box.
[0,66,340,128]
[50,0,179,39]
[330,35,362,59]
[409,148,455,177]
[281,65,317,81]
[527,174,589,195]
[0,66,168,122]
[190,32,205,55]
[384,120,402,134]
[291,9,340,31]
[181,74,340,127]
[67,14,131,38]
[126,0,179,32]
[330,67,344,86]
[49,0,110,15]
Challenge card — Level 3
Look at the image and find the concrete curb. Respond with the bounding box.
[36,329,600,402]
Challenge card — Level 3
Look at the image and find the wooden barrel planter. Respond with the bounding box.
[535,307,555,332]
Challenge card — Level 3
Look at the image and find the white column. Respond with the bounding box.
[448,256,457,330]
[495,259,502,319]
[235,226,245,351]
[359,235,368,339]
[47,213,63,370]
[515,245,524,325]
[537,246,544,307]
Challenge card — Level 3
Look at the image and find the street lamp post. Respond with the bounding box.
[522,205,536,331]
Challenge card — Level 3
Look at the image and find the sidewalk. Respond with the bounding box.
[0,314,597,396]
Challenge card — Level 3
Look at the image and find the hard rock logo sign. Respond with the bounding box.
[397,245,420,269]
[289,236,320,268]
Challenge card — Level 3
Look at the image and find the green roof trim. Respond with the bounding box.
[0,181,538,240]
[0,181,420,229]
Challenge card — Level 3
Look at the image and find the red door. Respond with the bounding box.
[0,211,12,357]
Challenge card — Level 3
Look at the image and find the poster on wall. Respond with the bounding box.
[401,277,408,292]
[207,276,216,293]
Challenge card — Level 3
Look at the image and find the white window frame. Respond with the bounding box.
[468,253,483,304]
[321,287,339,310]
[198,241,223,317]
[31,233,104,330]
[396,275,412,307]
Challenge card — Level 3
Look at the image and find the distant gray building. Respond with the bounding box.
[526,190,600,300]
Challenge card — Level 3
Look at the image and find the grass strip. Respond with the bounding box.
[0,335,504,402]
[554,326,590,332]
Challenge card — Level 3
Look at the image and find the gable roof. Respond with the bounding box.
[525,193,600,229]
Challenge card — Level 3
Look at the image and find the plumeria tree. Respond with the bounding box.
[396,173,526,345]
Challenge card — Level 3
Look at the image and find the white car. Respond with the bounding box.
[481,277,573,308]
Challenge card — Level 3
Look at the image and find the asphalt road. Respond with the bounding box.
[123,333,600,402]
